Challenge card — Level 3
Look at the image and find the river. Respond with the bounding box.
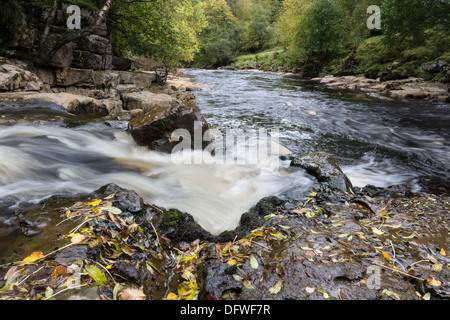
[185,69,450,195]
[0,69,449,239]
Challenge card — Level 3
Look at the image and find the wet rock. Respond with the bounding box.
[289,152,354,193]
[156,209,214,243]
[127,97,209,153]
[55,245,88,264]
[113,261,148,285]
[55,286,102,300]
[94,183,144,214]
[0,92,109,118]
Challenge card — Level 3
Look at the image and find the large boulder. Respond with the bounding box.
[289,152,354,193]
[127,95,209,153]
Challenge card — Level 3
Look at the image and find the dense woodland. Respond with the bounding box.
[1,0,449,79]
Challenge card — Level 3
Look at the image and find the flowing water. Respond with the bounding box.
[0,69,449,240]
[185,69,450,195]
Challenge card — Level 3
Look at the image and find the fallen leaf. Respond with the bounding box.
[233,274,243,282]
[317,289,329,299]
[45,287,54,299]
[51,265,69,277]
[243,280,255,289]
[381,251,392,262]
[71,234,87,244]
[22,251,44,263]
[382,288,400,300]
[166,292,178,300]
[3,266,18,281]
[305,286,315,294]
[249,255,259,269]
[269,280,282,294]
[422,292,431,300]
[227,259,238,266]
[440,248,446,256]
[305,250,316,257]
[371,227,384,236]
[427,277,441,286]
[87,199,102,206]
[432,263,443,272]
[119,288,146,300]
[85,264,107,285]
[108,207,122,215]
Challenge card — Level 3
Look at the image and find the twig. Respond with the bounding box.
[17,265,45,286]
[372,261,425,281]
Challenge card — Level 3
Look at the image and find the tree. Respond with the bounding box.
[275,0,313,47]
[289,0,343,69]
[239,2,273,52]
[193,0,239,67]
[109,0,206,75]
[381,0,450,47]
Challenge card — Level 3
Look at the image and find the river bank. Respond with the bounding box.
[222,66,450,103]
[0,61,449,300]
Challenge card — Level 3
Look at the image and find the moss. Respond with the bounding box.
[158,209,183,230]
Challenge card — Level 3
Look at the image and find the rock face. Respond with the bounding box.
[289,152,354,193]
[0,1,115,70]
[128,95,209,153]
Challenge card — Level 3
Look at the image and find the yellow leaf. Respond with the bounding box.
[227,259,238,266]
[440,248,446,256]
[310,192,317,197]
[427,278,441,286]
[371,227,384,236]
[183,256,195,262]
[381,251,392,261]
[22,251,44,263]
[269,280,282,294]
[87,199,102,206]
[422,292,431,300]
[166,292,179,300]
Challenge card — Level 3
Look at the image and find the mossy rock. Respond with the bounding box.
[156,209,214,243]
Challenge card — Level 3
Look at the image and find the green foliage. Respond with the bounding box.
[110,0,207,71]
[288,0,343,70]
[192,0,240,67]
[193,0,281,67]
[381,0,450,47]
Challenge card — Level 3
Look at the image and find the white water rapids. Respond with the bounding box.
[0,122,312,235]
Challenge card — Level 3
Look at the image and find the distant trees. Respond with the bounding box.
[381,0,450,47]
[193,0,281,67]
[288,0,342,68]
[192,0,449,75]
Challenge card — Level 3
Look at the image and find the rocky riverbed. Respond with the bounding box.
[0,152,449,301]
[311,75,450,103]
[0,58,449,301]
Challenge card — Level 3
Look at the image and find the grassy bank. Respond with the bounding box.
[225,34,450,83]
